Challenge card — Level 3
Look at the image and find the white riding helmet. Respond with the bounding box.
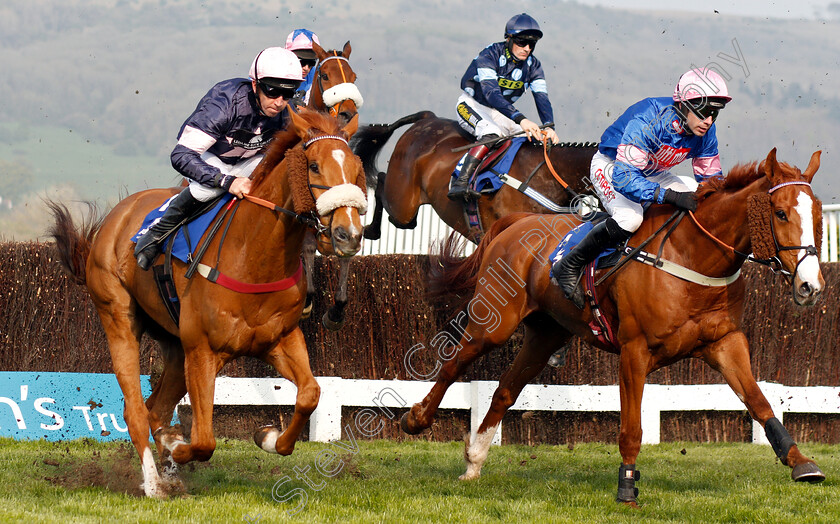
[249,47,304,88]
[673,68,732,104]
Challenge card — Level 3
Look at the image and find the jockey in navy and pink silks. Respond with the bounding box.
[449,12,560,201]
[134,47,303,271]
[552,68,732,308]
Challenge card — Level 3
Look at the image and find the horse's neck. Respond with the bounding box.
[685,178,766,273]
[231,183,306,276]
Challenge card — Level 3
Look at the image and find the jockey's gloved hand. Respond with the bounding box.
[662,189,698,212]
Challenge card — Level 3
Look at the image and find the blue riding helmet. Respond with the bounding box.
[504,13,543,40]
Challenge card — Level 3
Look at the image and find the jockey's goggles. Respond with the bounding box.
[299,59,317,68]
[686,99,727,121]
[258,81,297,100]
[511,35,538,49]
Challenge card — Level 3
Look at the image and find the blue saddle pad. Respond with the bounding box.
[451,137,528,194]
[548,221,618,279]
[131,194,233,264]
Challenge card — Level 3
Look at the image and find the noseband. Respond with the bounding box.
[757,181,820,282]
[692,179,819,283]
[315,53,364,118]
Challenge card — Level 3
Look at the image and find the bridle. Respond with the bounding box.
[244,133,362,244]
[689,179,819,283]
[314,52,363,119]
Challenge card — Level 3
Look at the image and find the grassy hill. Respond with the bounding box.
[2,0,839,239]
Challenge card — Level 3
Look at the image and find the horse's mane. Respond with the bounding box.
[251,108,344,189]
[696,160,764,199]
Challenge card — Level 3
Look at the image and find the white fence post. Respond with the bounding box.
[309,377,343,442]
[179,378,840,445]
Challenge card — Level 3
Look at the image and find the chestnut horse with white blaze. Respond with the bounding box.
[403,148,825,504]
[48,108,366,498]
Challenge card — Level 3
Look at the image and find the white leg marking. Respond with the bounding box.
[460,424,499,480]
[260,427,281,454]
[141,447,166,498]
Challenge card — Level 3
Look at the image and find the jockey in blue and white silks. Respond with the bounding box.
[552,68,732,308]
[134,47,303,271]
[449,13,560,201]
[285,29,320,105]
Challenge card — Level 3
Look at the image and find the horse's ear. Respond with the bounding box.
[802,150,821,183]
[312,41,326,60]
[763,147,780,185]
[341,113,359,139]
[342,41,352,58]
[288,107,311,141]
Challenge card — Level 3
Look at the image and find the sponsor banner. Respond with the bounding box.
[0,372,154,441]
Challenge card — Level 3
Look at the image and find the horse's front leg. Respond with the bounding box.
[363,173,385,240]
[616,339,652,506]
[702,331,825,483]
[301,232,317,319]
[254,327,320,456]
[322,257,350,331]
[168,346,223,464]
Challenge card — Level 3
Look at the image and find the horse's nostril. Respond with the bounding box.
[799,282,813,296]
[333,227,349,242]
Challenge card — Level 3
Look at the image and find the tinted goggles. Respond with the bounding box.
[511,36,538,49]
[258,82,297,100]
[300,59,317,68]
[686,100,724,121]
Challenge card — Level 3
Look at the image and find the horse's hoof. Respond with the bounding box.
[322,311,344,331]
[792,462,825,483]
[301,295,314,320]
[363,227,381,240]
[400,412,422,435]
[253,425,281,454]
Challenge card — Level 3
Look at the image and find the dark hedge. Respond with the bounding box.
[2,242,839,443]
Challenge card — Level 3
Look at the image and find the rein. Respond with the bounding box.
[187,134,357,294]
[315,53,362,117]
[690,179,817,281]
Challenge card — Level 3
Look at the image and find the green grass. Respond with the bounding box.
[1,438,838,523]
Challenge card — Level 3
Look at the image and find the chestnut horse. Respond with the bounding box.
[303,41,365,329]
[351,111,598,243]
[402,148,826,504]
[48,108,367,498]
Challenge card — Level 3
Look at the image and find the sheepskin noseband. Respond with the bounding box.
[316,183,368,216]
[323,82,364,109]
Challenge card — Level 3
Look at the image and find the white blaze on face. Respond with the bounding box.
[794,191,821,290]
[332,150,349,184]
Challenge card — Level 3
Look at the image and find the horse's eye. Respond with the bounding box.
[775,210,788,221]
[320,73,329,81]
[309,162,319,174]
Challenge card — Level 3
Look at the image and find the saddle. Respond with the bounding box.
[549,213,626,350]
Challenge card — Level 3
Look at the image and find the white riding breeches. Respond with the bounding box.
[589,151,691,233]
[456,92,522,139]
[188,152,264,202]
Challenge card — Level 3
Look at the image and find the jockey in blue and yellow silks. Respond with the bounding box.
[449,13,560,201]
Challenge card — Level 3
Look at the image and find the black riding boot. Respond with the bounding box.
[551,218,632,309]
[448,144,490,201]
[134,188,204,270]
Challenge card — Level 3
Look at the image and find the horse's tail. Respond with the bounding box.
[45,200,103,286]
[427,212,533,305]
[350,110,437,190]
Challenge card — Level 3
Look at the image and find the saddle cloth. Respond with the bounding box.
[130,194,233,264]
[548,215,623,279]
[451,137,528,194]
